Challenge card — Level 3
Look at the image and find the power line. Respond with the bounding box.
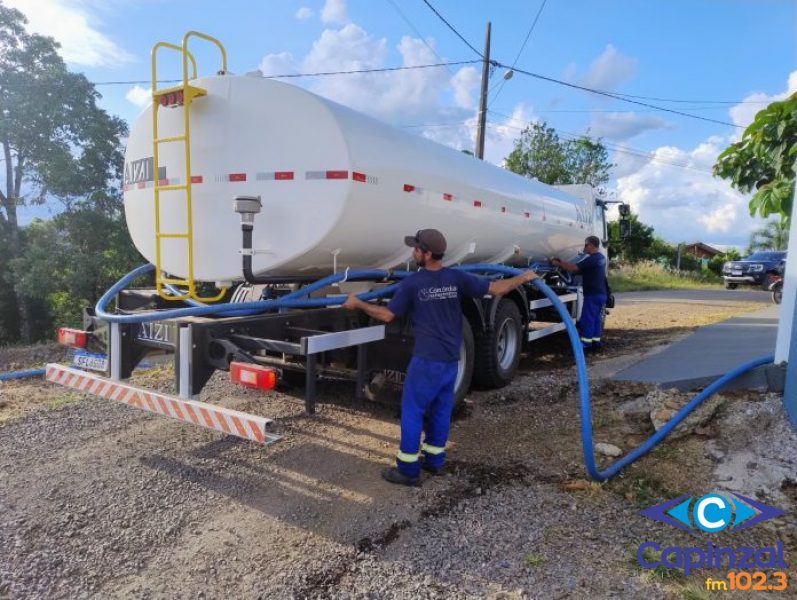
[490,0,547,106]
[421,0,483,58]
[494,61,743,129]
[0,60,481,88]
[384,0,454,75]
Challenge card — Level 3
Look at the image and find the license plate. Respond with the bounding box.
[731,270,742,275]
[72,350,109,372]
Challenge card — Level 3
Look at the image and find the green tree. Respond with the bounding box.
[713,94,797,221]
[746,218,790,252]
[607,214,657,261]
[0,4,128,342]
[505,122,613,189]
[10,204,143,338]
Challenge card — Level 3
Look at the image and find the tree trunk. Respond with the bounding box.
[3,141,31,343]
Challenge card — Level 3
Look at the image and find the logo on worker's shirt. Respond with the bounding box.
[635,492,787,578]
[417,285,458,302]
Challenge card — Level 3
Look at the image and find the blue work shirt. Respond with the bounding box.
[387,268,489,362]
[577,252,608,296]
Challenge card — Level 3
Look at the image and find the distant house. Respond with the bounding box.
[683,242,723,259]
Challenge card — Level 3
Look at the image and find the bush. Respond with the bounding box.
[609,260,723,292]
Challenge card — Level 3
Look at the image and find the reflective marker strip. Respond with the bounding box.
[352,172,366,182]
[190,175,203,184]
[524,212,530,218]
[45,363,280,446]
[305,170,349,180]
[256,171,295,181]
[473,200,482,208]
[229,173,247,182]
[443,193,453,201]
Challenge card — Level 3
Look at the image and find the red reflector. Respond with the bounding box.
[190,175,203,184]
[352,172,367,182]
[58,328,88,349]
[275,171,294,180]
[229,173,247,182]
[326,170,348,179]
[158,178,169,186]
[473,200,482,208]
[524,212,530,218]
[443,193,453,201]
[137,182,146,189]
[230,362,278,390]
[403,184,415,192]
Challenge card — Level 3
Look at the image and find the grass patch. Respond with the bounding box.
[679,583,711,600]
[609,261,722,292]
[651,443,679,459]
[48,392,84,409]
[610,472,673,507]
[523,553,546,568]
[631,545,684,582]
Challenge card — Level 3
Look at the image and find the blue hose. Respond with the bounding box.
[94,262,774,481]
[0,368,46,381]
[456,263,774,481]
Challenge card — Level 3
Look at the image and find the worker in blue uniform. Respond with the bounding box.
[344,229,538,486]
[552,235,608,351]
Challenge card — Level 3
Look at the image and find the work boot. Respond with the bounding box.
[381,467,420,487]
[421,462,444,476]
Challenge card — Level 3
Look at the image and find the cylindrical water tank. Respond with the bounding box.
[123,74,596,282]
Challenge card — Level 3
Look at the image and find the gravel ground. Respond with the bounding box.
[2,292,794,599]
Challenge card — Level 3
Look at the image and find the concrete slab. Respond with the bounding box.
[611,304,780,391]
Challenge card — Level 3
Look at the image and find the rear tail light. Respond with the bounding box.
[229,362,278,390]
[58,328,88,349]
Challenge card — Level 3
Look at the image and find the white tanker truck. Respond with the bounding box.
[47,33,624,443]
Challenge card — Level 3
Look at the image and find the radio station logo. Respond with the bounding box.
[636,492,787,577]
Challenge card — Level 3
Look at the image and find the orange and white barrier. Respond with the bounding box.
[45,363,280,445]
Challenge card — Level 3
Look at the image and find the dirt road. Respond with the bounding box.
[1,291,793,599]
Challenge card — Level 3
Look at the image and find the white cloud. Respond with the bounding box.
[259,51,299,77]
[729,69,797,128]
[450,66,479,109]
[613,138,757,245]
[320,0,348,24]
[589,112,672,141]
[296,7,314,20]
[580,45,637,91]
[4,0,134,67]
[125,85,150,108]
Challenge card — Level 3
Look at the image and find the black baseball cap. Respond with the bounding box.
[404,229,447,255]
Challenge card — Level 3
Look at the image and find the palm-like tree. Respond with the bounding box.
[747,218,790,252]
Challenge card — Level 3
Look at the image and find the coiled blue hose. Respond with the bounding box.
[91,262,775,480]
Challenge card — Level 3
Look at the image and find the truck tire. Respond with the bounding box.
[453,319,475,410]
[473,299,523,389]
[725,282,738,290]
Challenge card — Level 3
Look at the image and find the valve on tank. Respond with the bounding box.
[233,195,262,227]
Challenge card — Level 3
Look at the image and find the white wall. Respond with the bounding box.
[775,186,797,363]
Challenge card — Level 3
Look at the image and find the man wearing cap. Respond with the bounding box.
[344,229,538,486]
[551,235,608,351]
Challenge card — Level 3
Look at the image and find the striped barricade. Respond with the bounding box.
[45,363,280,446]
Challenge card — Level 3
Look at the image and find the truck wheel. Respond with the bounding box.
[473,299,523,389]
[725,282,738,290]
[453,319,475,410]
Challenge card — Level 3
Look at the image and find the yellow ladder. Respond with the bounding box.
[151,31,228,302]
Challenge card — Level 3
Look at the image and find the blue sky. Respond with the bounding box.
[7,0,797,248]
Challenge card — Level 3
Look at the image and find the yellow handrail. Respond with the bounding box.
[149,33,228,303]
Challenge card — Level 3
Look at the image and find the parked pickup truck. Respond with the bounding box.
[722,251,786,289]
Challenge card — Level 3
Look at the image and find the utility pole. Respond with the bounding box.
[474,21,491,159]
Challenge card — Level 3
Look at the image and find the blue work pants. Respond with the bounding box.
[396,356,458,478]
[578,293,607,349]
